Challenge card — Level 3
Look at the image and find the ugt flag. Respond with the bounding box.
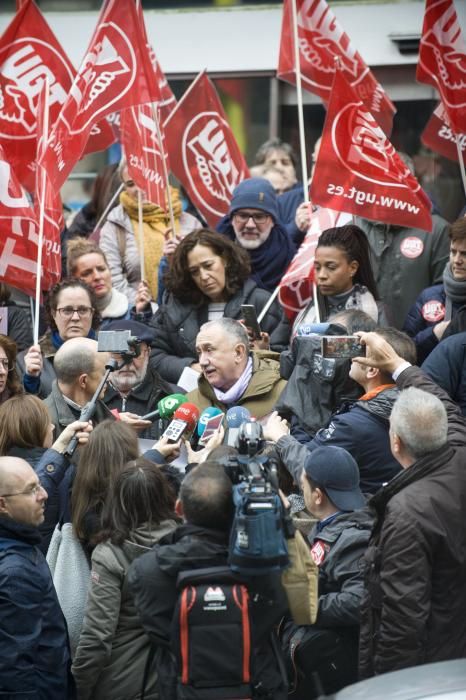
[310,67,432,233]
[421,102,466,164]
[277,0,395,136]
[40,0,161,191]
[164,71,249,227]
[417,0,466,136]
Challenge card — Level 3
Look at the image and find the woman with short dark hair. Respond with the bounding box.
[150,228,290,383]
[72,458,178,700]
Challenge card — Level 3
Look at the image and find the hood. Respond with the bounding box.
[120,519,178,560]
[154,523,229,577]
[312,508,373,544]
[358,386,399,421]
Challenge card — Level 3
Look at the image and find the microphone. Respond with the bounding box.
[224,406,251,447]
[162,403,200,443]
[141,393,187,421]
[197,407,224,438]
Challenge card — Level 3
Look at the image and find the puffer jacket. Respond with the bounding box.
[149,279,290,384]
[186,351,287,420]
[72,521,177,700]
[0,517,73,699]
[276,386,402,494]
[359,366,466,678]
[422,331,466,415]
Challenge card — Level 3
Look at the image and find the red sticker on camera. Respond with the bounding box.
[421,301,445,323]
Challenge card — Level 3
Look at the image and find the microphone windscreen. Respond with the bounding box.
[157,393,187,419]
[197,406,224,437]
[173,403,200,433]
[226,406,251,429]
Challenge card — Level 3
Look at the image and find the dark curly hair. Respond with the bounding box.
[0,334,23,400]
[45,278,101,333]
[165,228,251,304]
[316,225,379,299]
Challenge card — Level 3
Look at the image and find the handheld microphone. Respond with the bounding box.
[225,406,251,447]
[141,393,187,421]
[162,403,200,443]
[197,407,224,438]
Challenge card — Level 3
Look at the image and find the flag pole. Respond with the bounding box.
[34,77,49,346]
[290,0,309,205]
[151,102,176,236]
[137,189,145,282]
[455,134,466,197]
[93,182,124,234]
[257,287,280,324]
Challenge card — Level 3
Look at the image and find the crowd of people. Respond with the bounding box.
[1,137,466,700]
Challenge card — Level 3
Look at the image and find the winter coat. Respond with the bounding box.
[128,523,289,700]
[402,283,465,363]
[354,215,450,329]
[0,516,73,699]
[277,183,305,245]
[422,331,466,416]
[275,386,402,494]
[311,509,373,628]
[276,333,362,437]
[100,204,199,306]
[186,351,287,420]
[103,366,179,440]
[0,301,33,352]
[359,366,466,678]
[149,279,291,383]
[72,520,177,700]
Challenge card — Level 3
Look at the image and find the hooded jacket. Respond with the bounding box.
[186,351,287,420]
[359,366,466,678]
[276,386,401,494]
[149,279,290,384]
[72,520,177,700]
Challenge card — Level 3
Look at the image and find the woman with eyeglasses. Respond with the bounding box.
[0,334,24,405]
[99,159,200,311]
[17,279,100,399]
[150,228,291,383]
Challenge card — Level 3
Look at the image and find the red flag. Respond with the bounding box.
[310,68,432,233]
[164,71,249,227]
[120,103,168,207]
[35,80,61,290]
[421,102,466,164]
[40,0,161,191]
[277,0,396,136]
[417,0,466,136]
[0,145,40,296]
[0,0,114,190]
[278,208,347,321]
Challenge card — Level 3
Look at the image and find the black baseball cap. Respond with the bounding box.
[303,446,365,511]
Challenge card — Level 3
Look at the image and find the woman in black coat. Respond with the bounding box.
[149,228,290,384]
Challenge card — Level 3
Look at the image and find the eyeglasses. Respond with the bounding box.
[56,306,94,319]
[1,481,45,498]
[0,358,13,372]
[233,211,270,225]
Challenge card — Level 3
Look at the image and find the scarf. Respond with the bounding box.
[52,328,97,350]
[443,262,466,308]
[120,187,183,300]
[213,357,253,405]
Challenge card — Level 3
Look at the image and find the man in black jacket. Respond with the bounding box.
[129,463,288,699]
[356,332,466,677]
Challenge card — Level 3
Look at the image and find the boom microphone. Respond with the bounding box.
[141,393,187,421]
[225,406,251,447]
[162,403,200,443]
[197,406,224,437]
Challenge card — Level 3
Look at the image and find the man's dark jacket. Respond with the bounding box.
[103,365,177,440]
[359,366,466,678]
[422,331,466,416]
[0,517,74,699]
[128,523,288,699]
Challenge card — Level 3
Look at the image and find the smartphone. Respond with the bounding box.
[241,305,261,340]
[199,412,224,446]
[321,336,366,359]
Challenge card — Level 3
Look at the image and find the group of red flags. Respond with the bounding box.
[0,0,465,318]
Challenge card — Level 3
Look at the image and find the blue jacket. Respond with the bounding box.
[422,332,466,416]
[402,284,464,363]
[277,183,305,246]
[0,517,73,699]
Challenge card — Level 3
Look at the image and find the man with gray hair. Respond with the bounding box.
[186,318,287,419]
[355,331,466,678]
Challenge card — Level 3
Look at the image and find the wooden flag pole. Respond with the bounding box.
[34,77,49,346]
[291,0,309,205]
[137,188,145,282]
[151,102,176,236]
[455,134,466,197]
